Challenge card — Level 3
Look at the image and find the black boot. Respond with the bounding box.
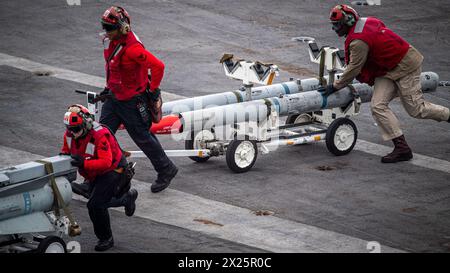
[71,181,91,199]
[381,135,413,163]
[124,189,138,217]
[95,236,114,252]
[151,165,178,193]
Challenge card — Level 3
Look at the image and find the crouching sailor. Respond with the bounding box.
[60,104,138,251]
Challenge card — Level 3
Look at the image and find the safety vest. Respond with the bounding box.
[345,17,410,85]
[66,122,123,180]
[104,31,149,101]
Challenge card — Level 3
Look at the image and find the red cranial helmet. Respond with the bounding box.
[101,6,131,33]
[329,5,359,36]
[64,104,94,135]
[330,4,359,25]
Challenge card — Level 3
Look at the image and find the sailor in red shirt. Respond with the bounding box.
[99,6,177,193]
[62,104,138,251]
[322,5,450,163]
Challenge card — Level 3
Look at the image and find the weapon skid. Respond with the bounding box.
[0,156,79,253]
[75,41,448,173]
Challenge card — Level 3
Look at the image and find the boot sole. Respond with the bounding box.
[381,155,413,163]
[125,190,138,217]
[94,244,114,252]
[151,167,178,193]
[94,240,114,251]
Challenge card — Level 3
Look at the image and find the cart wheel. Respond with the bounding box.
[286,113,312,125]
[226,138,258,173]
[185,130,214,163]
[325,118,358,156]
[36,236,67,253]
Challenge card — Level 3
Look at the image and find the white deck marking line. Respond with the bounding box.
[1,52,449,173]
[355,140,450,174]
[0,145,403,253]
[0,52,184,101]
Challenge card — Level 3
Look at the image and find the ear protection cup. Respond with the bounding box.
[121,24,130,34]
[85,117,94,130]
[116,6,131,34]
[345,13,356,26]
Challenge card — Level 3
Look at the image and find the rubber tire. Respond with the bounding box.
[185,131,210,163]
[286,113,313,125]
[36,236,67,253]
[285,114,300,125]
[226,139,258,173]
[325,118,358,156]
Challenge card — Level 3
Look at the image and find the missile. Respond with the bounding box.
[161,72,440,116]
[0,156,76,232]
[163,80,308,116]
[0,177,72,222]
[169,83,373,135]
[151,72,441,135]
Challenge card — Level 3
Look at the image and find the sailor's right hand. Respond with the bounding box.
[70,155,85,168]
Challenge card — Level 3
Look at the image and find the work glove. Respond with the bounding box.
[70,154,85,168]
[100,87,110,96]
[96,87,111,102]
[148,87,161,101]
[317,84,337,97]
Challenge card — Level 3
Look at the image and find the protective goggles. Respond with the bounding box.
[66,125,83,133]
[102,22,120,32]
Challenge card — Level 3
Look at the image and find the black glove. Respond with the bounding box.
[148,87,161,101]
[96,87,111,102]
[100,87,110,96]
[70,155,85,168]
[317,85,337,97]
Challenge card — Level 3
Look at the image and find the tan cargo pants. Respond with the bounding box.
[371,67,450,141]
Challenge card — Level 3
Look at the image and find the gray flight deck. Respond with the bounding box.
[0,0,449,252]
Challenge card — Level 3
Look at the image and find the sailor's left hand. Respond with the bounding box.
[317,84,337,97]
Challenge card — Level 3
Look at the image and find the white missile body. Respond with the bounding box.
[162,72,440,116]
[0,156,76,233]
[171,72,440,134]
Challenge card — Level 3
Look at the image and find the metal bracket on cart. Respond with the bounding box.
[220,53,280,101]
[292,37,346,86]
[75,89,101,122]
